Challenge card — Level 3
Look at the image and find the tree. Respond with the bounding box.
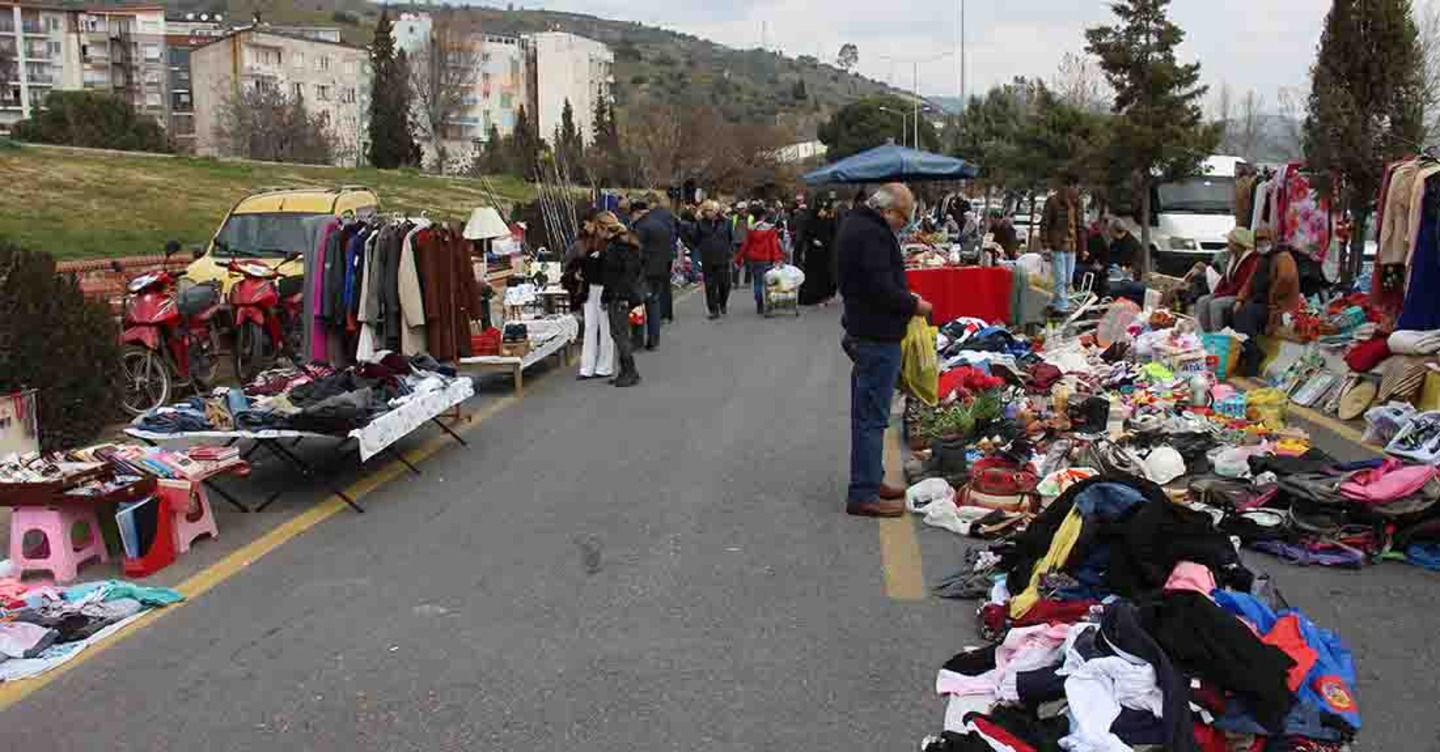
[1419,0,1440,141]
[410,9,481,173]
[12,91,169,152]
[213,84,335,165]
[1086,0,1221,276]
[0,243,123,450]
[837,43,859,72]
[1051,52,1112,113]
[1304,0,1425,282]
[555,98,585,182]
[367,10,421,169]
[510,104,543,181]
[1233,90,1267,161]
[817,95,942,160]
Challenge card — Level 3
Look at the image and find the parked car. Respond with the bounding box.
[185,186,379,293]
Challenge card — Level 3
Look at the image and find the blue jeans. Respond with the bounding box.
[845,337,902,503]
[1050,250,1076,311]
[749,262,773,313]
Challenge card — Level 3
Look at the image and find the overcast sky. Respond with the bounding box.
[510,0,1436,113]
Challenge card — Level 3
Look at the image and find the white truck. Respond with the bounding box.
[1147,155,1249,275]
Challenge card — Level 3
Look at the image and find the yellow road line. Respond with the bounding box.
[878,423,926,601]
[0,393,520,712]
[1230,376,1381,454]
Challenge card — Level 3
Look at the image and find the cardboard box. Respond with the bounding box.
[500,340,531,358]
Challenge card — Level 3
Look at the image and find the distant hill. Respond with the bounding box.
[156,1,903,137]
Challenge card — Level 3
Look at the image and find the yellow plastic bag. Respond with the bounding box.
[1247,387,1288,429]
[900,316,939,406]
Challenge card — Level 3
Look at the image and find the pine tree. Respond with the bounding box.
[1305,0,1426,281]
[511,105,540,181]
[556,98,585,181]
[473,123,506,175]
[1086,0,1220,276]
[367,11,420,169]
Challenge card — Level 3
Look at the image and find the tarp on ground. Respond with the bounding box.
[801,144,979,185]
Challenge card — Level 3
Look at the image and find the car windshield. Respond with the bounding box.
[213,212,328,258]
[1157,176,1235,214]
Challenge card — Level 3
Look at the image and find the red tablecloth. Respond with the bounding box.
[906,267,1012,324]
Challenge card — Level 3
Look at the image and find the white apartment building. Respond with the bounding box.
[1,3,168,129]
[526,31,612,147]
[393,12,530,172]
[189,28,371,165]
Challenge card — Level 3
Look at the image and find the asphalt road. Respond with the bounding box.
[3,290,1438,750]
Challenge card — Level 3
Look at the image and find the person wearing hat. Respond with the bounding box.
[595,211,645,387]
[1193,226,1259,332]
[1233,240,1301,376]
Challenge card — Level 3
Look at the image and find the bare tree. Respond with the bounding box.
[1274,85,1306,160]
[1234,90,1267,162]
[213,82,335,165]
[619,103,682,188]
[1051,52,1112,112]
[1214,82,1234,151]
[1420,0,1440,142]
[410,10,481,174]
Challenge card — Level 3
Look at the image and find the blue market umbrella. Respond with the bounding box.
[801,143,979,185]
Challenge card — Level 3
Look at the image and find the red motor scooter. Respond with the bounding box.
[117,247,223,416]
[227,254,304,384]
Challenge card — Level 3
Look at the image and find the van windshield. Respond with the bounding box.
[1157,176,1235,215]
[213,212,328,258]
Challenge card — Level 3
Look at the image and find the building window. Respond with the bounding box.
[340,87,355,104]
[500,92,512,109]
[145,91,161,108]
[172,90,191,110]
[144,69,162,86]
[292,82,303,99]
[292,51,305,70]
[144,43,161,61]
[45,16,60,33]
[344,59,356,76]
[315,84,331,101]
[46,41,61,58]
[317,55,331,72]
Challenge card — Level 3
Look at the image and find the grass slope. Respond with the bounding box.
[0,145,531,259]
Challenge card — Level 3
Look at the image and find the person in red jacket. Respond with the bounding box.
[737,207,787,314]
[1193,227,1260,332]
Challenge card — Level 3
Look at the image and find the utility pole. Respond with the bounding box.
[960,0,966,107]
[913,61,920,149]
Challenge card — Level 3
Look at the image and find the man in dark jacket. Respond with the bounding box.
[835,183,933,518]
[644,192,678,323]
[680,200,735,319]
[632,199,676,350]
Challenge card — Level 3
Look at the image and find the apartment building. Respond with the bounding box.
[1,3,167,129]
[526,31,612,147]
[1,2,71,127]
[189,28,371,165]
[393,12,530,171]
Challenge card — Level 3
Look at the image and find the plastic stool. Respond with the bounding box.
[10,506,109,583]
[157,480,218,554]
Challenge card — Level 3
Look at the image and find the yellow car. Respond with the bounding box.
[185,186,379,292]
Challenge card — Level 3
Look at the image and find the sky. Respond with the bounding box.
[508,0,1377,113]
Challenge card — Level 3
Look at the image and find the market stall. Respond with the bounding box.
[892,294,1415,749]
[459,315,579,394]
[906,267,1013,325]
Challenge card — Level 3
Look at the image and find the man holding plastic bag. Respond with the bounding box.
[836,183,933,518]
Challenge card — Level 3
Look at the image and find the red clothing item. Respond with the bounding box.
[738,226,784,264]
[1214,251,1260,298]
[1263,614,1320,692]
[1345,336,1392,373]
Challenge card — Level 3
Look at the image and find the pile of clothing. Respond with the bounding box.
[925,476,1361,752]
[0,579,183,682]
[132,354,466,436]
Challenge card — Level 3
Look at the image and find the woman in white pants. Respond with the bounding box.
[570,213,615,379]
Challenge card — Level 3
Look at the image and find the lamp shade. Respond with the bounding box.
[463,206,510,240]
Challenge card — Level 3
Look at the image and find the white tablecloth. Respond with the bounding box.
[461,315,579,372]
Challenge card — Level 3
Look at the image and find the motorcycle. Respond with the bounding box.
[228,254,304,384]
[117,250,223,416]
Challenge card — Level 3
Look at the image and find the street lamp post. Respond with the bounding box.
[877,106,908,148]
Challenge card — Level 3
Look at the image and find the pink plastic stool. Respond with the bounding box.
[157,479,219,554]
[10,506,109,583]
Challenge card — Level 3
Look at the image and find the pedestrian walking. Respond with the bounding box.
[1039,175,1086,315]
[645,192,679,323]
[680,200,735,319]
[835,183,932,518]
[631,197,676,350]
[566,210,615,380]
[738,206,785,315]
[799,199,838,306]
[596,211,644,388]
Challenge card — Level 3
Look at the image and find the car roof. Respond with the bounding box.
[232,186,378,215]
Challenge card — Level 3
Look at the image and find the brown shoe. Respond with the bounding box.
[846,498,906,518]
[878,483,906,500]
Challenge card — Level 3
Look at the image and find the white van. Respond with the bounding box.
[1149,155,1248,274]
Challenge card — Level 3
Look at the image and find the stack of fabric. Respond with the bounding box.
[925,476,1361,752]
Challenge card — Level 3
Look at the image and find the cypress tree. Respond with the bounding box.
[367,11,420,169]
